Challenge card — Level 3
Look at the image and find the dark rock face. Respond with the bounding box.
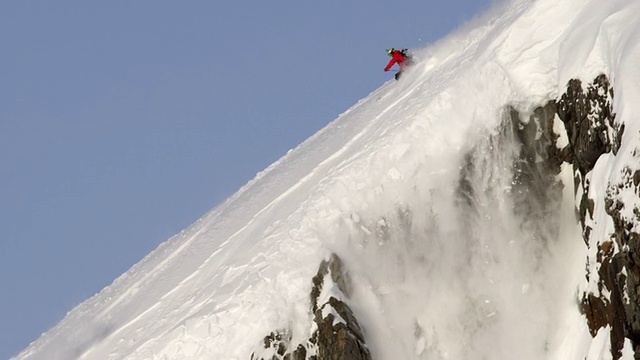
[461,74,633,358]
[555,75,638,359]
[600,166,640,356]
[556,75,623,246]
[314,296,370,360]
[457,100,565,252]
[507,102,566,246]
[557,75,623,177]
[251,254,371,360]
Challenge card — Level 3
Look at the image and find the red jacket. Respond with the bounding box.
[385,50,408,72]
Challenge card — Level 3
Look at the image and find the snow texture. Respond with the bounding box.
[14,0,640,359]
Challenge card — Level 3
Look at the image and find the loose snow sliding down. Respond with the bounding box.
[15,0,640,359]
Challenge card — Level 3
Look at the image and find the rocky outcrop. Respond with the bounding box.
[251,254,371,360]
[557,75,623,245]
[465,74,632,358]
[557,75,622,177]
[554,75,636,359]
[507,101,566,246]
[457,100,565,250]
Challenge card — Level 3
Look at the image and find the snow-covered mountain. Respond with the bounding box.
[15,0,640,359]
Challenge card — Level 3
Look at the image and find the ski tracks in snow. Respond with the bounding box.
[71,80,434,359]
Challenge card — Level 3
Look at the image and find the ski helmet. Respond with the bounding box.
[386,48,395,56]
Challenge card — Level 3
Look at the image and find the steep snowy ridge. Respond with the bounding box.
[15,0,640,359]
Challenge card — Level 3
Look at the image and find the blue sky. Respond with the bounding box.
[0,1,491,358]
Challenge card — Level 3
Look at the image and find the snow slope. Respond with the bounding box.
[15,0,640,359]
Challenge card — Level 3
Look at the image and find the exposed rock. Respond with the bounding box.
[311,253,353,313]
[251,254,370,360]
[556,75,623,176]
[459,74,633,358]
[557,75,622,242]
[250,331,292,360]
[314,297,370,360]
[457,101,565,249]
[602,166,640,354]
[555,74,639,359]
[507,101,565,247]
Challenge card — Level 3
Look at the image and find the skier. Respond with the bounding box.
[384,48,413,80]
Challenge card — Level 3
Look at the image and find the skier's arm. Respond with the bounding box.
[384,52,405,72]
[384,57,397,72]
